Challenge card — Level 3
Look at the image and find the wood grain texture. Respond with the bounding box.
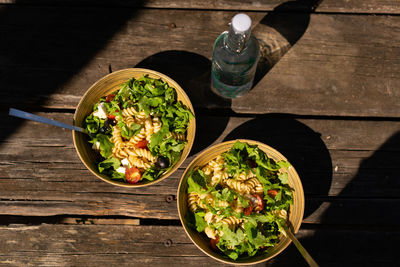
[1,112,399,225]
[1,7,399,116]
[0,224,398,266]
[0,3,399,266]
[0,0,399,14]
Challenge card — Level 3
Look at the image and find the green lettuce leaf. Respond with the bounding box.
[94,134,113,158]
[278,172,289,184]
[98,157,121,173]
[83,114,100,134]
[194,212,207,232]
[117,121,142,139]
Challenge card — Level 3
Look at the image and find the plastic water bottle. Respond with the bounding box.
[211,13,260,98]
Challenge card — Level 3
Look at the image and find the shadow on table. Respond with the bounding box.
[312,131,400,266]
[253,0,322,87]
[269,132,400,266]
[0,1,143,145]
[135,50,232,155]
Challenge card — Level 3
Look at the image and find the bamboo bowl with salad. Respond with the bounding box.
[73,68,195,187]
[177,140,304,265]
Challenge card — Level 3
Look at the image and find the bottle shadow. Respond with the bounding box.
[135,50,232,155]
[253,0,322,86]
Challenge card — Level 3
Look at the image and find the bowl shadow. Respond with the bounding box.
[223,114,332,219]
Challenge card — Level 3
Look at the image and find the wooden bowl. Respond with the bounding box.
[73,68,196,187]
[177,139,304,265]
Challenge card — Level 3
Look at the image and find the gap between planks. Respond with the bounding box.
[8,107,400,122]
[0,215,184,227]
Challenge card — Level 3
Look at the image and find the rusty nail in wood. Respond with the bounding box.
[166,195,174,203]
[164,239,173,247]
[169,23,176,29]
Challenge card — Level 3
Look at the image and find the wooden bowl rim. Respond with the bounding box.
[177,139,305,265]
[72,68,196,188]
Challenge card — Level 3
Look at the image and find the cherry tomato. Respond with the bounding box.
[135,139,148,149]
[105,94,116,102]
[210,236,220,251]
[253,194,264,212]
[125,167,141,184]
[244,205,253,215]
[107,114,116,120]
[267,189,279,199]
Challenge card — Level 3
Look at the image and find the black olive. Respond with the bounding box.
[110,119,117,126]
[104,118,117,127]
[215,184,224,191]
[99,126,109,134]
[155,156,169,169]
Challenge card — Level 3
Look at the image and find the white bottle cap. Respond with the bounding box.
[231,13,252,33]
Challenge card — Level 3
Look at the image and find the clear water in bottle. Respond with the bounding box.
[211,14,260,98]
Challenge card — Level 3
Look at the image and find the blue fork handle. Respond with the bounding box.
[9,108,86,134]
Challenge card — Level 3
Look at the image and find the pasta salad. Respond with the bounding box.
[186,141,293,260]
[83,75,194,184]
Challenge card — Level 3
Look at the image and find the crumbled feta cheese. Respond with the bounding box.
[93,102,107,119]
[92,141,101,151]
[116,167,126,174]
[121,158,130,167]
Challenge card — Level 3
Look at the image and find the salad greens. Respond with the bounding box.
[187,141,293,260]
[83,75,194,184]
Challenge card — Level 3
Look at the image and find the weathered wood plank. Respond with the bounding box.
[1,7,400,117]
[2,113,400,195]
[1,112,400,224]
[0,0,399,14]
[0,224,398,266]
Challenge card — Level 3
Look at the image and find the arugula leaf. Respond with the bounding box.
[236,194,250,208]
[220,188,234,202]
[219,225,245,248]
[141,167,163,181]
[115,83,131,102]
[145,83,166,96]
[278,172,289,184]
[110,170,126,180]
[117,121,142,139]
[94,134,113,158]
[194,213,207,232]
[98,157,121,173]
[232,140,246,151]
[192,170,207,188]
[165,87,177,104]
[149,118,169,149]
[257,168,274,188]
[277,160,291,169]
[256,157,280,172]
[252,231,269,248]
[187,175,206,194]
[83,114,100,134]
[227,251,239,260]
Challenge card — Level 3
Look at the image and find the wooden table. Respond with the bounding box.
[1,1,400,266]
